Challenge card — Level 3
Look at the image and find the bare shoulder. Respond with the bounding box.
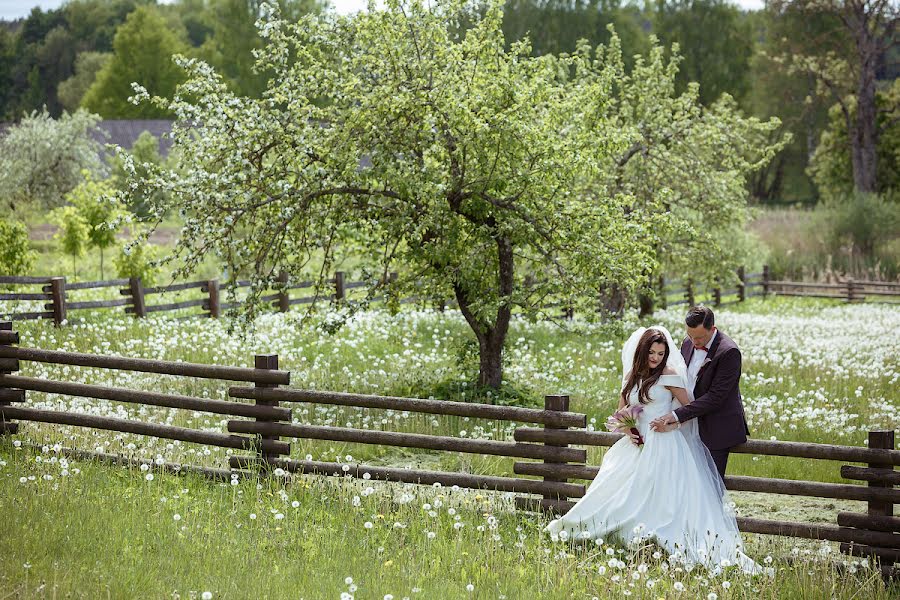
[662,366,678,375]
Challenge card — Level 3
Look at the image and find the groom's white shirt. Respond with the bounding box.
[687,329,717,385]
[673,329,718,424]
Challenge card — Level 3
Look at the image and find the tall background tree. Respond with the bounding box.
[500,0,650,68]
[193,0,325,97]
[81,5,189,118]
[652,0,754,106]
[744,5,846,203]
[772,0,898,194]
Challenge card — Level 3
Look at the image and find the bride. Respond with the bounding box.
[546,326,760,573]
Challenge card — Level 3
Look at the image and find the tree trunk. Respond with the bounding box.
[848,4,880,193]
[452,236,514,391]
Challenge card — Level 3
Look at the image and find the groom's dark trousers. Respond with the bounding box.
[673,331,750,481]
[709,449,730,480]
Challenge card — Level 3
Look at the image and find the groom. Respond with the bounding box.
[650,306,750,479]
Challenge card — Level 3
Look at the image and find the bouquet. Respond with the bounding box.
[605,405,644,447]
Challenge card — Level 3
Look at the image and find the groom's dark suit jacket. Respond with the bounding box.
[673,330,750,450]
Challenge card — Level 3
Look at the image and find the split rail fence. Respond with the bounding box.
[0,320,896,578]
[0,271,401,326]
[2,266,898,327]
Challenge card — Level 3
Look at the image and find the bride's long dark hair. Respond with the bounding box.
[621,329,670,405]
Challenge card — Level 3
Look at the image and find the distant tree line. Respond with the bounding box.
[0,0,896,204]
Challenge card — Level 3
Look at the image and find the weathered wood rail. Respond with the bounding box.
[0,320,896,577]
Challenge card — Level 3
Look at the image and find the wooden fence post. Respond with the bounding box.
[737,266,746,302]
[868,430,895,518]
[129,277,146,318]
[277,271,290,313]
[762,264,770,298]
[0,321,20,435]
[254,354,283,467]
[847,278,857,303]
[839,430,897,572]
[49,277,67,326]
[541,395,570,503]
[334,271,345,301]
[207,279,220,318]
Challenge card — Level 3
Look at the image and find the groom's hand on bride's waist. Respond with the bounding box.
[650,412,679,432]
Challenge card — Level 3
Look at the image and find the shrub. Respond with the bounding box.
[114,240,160,287]
[0,218,36,276]
[820,191,899,257]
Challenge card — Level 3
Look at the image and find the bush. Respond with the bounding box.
[820,191,899,257]
[0,218,36,276]
[114,240,160,287]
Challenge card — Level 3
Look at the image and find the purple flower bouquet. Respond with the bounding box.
[605,405,644,447]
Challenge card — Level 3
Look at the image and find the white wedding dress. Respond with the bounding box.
[546,327,760,574]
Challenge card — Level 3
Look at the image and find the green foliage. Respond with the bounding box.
[81,5,189,118]
[817,191,899,258]
[109,130,165,217]
[57,51,111,112]
[744,5,843,204]
[63,172,125,278]
[49,204,89,278]
[0,108,105,211]
[756,205,899,281]
[808,79,900,202]
[770,0,895,195]
[652,0,754,106]
[2,7,70,118]
[114,238,160,287]
[62,0,147,53]
[195,0,325,97]
[0,218,36,276]
[500,0,649,68]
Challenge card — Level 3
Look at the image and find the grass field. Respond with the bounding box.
[0,298,897,597]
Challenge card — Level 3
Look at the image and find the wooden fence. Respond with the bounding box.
[660,266,899,309]
[3,265,898,327]
[0,271,400,326]
[0,320,896,577]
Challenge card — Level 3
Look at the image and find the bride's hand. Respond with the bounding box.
[626,431,642,445]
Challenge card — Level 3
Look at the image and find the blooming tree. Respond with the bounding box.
[0,108,105,211]
[121,0,782,388]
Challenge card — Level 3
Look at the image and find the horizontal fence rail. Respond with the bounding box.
[230,456,585,499]
[228,387,587,428]
[0,374,291,420]
[512,427,900,465]
[0,405,289,454]
[227,421,588,463]
[0,271,400,324]
[0,345,290,385]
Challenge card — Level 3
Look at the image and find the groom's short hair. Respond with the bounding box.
[686,306,715,329]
